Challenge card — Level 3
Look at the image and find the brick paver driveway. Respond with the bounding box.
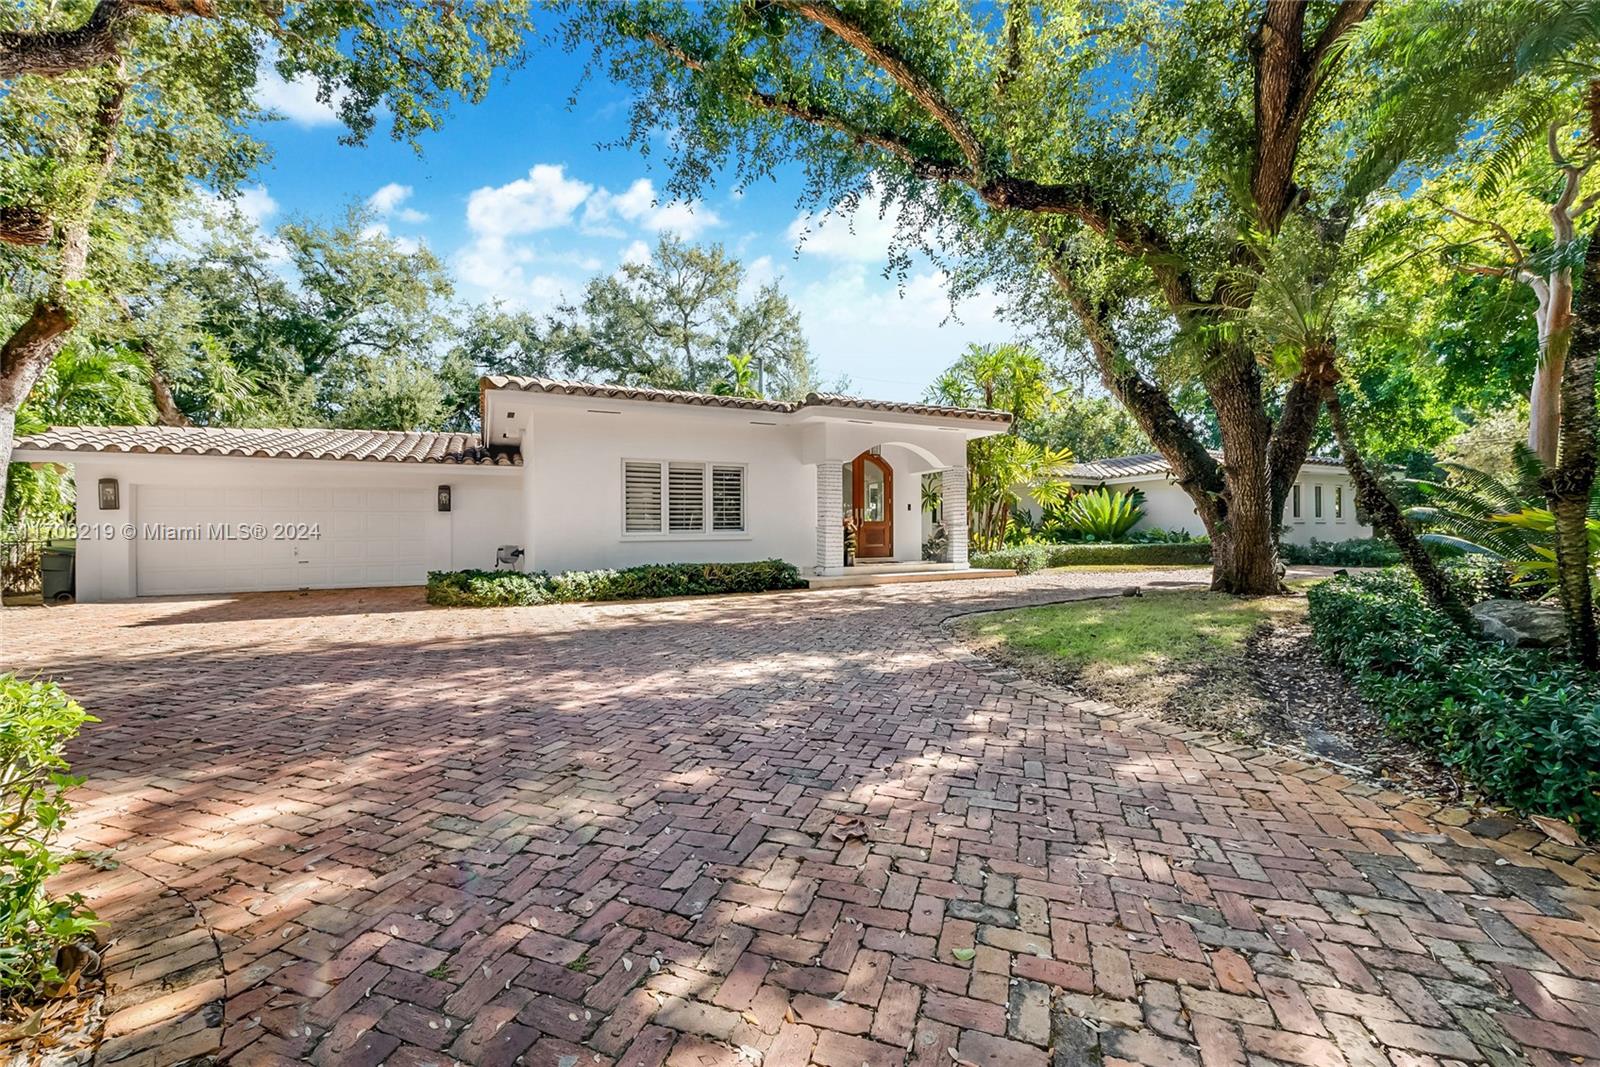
[8,569,1600,1067]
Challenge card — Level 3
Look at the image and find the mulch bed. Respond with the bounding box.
[1237,618,1463,799]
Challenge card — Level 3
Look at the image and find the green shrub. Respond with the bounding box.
[1308,571,1600,836]
[972,541,1212,574]
[1041,487,1146,542]
[1281,537,1404,567]
[426,559,807,607]
[0,676,98,999]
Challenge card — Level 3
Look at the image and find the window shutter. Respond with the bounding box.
[624,461,663,533]
[712,465,745,532]
[668,463,706,532]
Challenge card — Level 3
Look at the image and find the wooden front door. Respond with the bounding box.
[850,450,894,558]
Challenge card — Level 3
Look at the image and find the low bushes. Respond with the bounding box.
[972,541,1212,574]
[1308,570,1600,836]
[0,675,98,1000]
[1280,537,1404,567]
[427,559,807,607]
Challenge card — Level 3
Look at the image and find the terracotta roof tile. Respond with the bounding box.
[10,425,519,466]
[1064,450,1345,481]
[482,375,1011,423]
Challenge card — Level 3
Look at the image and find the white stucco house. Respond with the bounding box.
[1052,452,1371,545]
[9,376,1009,602]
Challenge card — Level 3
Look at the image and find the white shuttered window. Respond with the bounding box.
[668,463,706,532]
[624,461,664,533]
[712,466,744,532]
[622,460,745,536]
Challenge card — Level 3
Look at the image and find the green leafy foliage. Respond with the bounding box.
[927,344,1071,551]
[1043,487,1145,543]
[971,542,1212,575]
[546,235,818,398]
[1280,538,1406,567]
[0,676,98,1000]
[1409,454,1600,588]
[426,560,806,607]
[1308,571,1600,836]
[1022,394,1150,464]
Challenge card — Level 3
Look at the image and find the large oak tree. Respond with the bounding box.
[560,0,1543,595]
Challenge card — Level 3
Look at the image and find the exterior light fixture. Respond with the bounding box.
[437,485,452,512]
[97,477,119,511]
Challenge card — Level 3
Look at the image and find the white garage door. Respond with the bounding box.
[135,484,434,596]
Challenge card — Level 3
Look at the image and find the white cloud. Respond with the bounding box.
[787,184,903,263]
[254,59,343,128]
[173,184,284,259]
[796,266,1008,399]
[360,221,421,255]
[620,240,652,266]
[584,177,722,239]
[230,185,280,227]
[467,164,594,239]
[367,182,428,223]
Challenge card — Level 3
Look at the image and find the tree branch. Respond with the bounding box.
[1268,368,1324,521]
[775,0,986,174]
[0,206,52,247]
[1250,0,1374,231]
[642,32,971,182]
[0,0,214,80]
[638,25,1199,311]
[1043,253,1222,521]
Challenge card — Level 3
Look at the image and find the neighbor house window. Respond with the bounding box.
[623,460,746,535]
[1334,486,1343,519]
[1291,484,1301,519]
[1314,485,1324,519]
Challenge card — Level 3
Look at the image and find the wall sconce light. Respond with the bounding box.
[97,477,119,511]
[437,484,452,512]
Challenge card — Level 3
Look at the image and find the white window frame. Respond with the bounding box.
[620,458,751,541]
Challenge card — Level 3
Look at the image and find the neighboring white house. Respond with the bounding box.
[1041,452,1372,545]
[9,376,1008,601]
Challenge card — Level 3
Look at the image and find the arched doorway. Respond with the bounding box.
[845,449,894,558]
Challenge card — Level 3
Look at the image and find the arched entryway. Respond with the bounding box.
[844,449,893,558]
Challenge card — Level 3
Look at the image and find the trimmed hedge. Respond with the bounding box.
[971,541,1212,574]
[427,559,807,607]
[1280,537,1404,567]
[1308,570,1600,836]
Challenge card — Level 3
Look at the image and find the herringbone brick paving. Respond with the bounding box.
[6,569,1600,1067]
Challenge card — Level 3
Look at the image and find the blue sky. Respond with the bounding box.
[243,42,1012,401]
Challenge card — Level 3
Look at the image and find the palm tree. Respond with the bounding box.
[927,344,1072,550]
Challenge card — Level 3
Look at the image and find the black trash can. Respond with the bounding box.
[40,542,75,603]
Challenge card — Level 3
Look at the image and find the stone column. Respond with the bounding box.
[815,462,844,574]
[941,465,968,568]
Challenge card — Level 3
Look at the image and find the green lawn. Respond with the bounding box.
[955,586,1313,729]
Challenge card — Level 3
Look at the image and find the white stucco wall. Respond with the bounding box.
[24,454,521,601]
[520,405,818,574]
[518,408,959,574]
[1072,470,1372,545]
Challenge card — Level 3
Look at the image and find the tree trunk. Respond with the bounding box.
[0,0,212,80]
[1324,382,1474,632]
[1542,220,1600,668]
[1529,300,1568,465]
[1207,356,1284,594]
[150,362,190,426]
[0,75,124,566]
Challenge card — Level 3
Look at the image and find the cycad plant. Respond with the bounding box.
[1045,487,1146,542]
[1409,448,1600,588]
